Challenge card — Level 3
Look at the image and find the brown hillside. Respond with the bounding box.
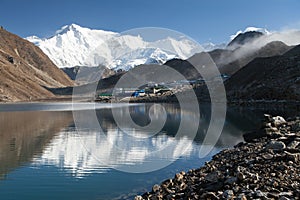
[0,28,73,102]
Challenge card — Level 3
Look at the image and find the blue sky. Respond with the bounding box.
[1,0,300,43]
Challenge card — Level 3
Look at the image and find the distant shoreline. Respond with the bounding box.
[2,96,300,107]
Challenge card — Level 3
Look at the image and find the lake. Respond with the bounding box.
[0,103,297,200]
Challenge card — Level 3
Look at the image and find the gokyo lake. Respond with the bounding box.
[0,103,297,200]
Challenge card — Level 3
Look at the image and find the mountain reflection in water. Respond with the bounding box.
[1,103,295,199]
[0,111,73,179]
[30,103,246,176]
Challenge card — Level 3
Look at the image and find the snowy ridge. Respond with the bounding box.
[201,42,227,51]
[109,47,178,71]
[26,24,202,69]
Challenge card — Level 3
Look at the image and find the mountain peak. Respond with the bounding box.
[230,27,270,40]
[244,27,270,34]
[55,23,85,35]
[227,30,265,49]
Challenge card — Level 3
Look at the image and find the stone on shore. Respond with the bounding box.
[136,114,300,200]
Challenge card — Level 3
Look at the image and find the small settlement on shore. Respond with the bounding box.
[94,75,230,103]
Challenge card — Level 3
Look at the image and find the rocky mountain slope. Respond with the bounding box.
[62,65,115,83]
[225,44,300,102]
[0,28,73,102]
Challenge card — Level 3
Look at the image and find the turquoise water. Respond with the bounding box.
[0,103,292,200]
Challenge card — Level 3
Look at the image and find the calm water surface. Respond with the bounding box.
[0,103,297,200]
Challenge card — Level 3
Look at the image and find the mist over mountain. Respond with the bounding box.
[217,40,292,75]
[204,27,299,75]
[227,31,264,49]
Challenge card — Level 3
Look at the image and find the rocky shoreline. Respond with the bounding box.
[135,114,300,200]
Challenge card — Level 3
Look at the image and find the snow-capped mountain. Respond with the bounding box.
[230,26,270,40]
[26,24,202,69]
[26,24,280,71]
[201,42,227,51]
[110,48,178,71]
[26,24,117,68]
[226,26,300,51]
